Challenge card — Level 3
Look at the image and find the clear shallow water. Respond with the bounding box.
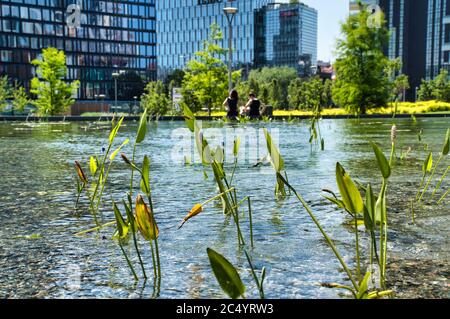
[0,118,448,299]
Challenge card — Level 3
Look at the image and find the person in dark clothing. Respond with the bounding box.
[245,93,265,119]
[223,89,239,119]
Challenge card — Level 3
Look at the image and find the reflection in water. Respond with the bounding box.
[0,118,448,298]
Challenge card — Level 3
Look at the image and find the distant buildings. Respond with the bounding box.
[254,2,318,76]
[0,0,157,101]
[157,0,318,79]
[350,0,450,101]
[157,0,272,79]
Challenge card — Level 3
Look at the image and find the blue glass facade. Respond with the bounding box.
[254,2,317,74]
[0,0,156,100]
[157,0,271,79]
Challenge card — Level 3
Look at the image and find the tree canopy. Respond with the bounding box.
[332,7,390,114]
[30,47,79,116]
[182,24,240,114]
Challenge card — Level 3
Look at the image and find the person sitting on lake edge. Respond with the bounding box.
[222,89,239,119]
[245,92,266,119]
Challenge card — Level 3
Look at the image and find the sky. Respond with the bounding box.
[300,0,350,62]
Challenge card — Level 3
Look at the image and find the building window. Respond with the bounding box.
[444,51,450,63]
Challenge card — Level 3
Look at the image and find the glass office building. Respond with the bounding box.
[157,0,271,79]
[0,0,156,100]
[348,0,443,100]
[254,2,317,75]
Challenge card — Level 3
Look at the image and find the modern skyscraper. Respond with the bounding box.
[0,0,157,100]
[254,2,318,75]
[350,0,450,100]
[156,0,274,79]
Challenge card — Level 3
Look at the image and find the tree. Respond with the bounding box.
[288,78,304,109]
[237,67,297,109]
[31,48,79,116]
[141,81,171,116]
[431,69,450,101]
[417,79,434,101]
[322,79,334,107]
[0,75,12,112]
[332,7,390,114]
[182,24,240,115]
[417,69,450,102]
[12,85,31,115]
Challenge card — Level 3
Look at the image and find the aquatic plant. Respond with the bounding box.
[263,128,395,297]
[74,161,88,208]
[74,117,127,225]
[120,154,161,289]
[418,128,449,202]
[263,128,287,199]
[183,105,253,247]
[207,248,266,299]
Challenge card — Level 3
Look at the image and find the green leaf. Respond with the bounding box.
[109,116,124,144]
[89,156,98,176]
[136,109,147,144]
[375,190,386,223]
[183,105,195,132]
[113,201,129,239]
[140,155,150,194]
[422,152,433,173]
[110,139,129,161]
[122,199,136,231]
[233,137,241,157]
[263,128,284,172]
[442,128,449,155]
[214,146,224,164]
[207,248,246,299]
[357,271,371,299]
[336,163,364,215]
[370,142,391,179]
[363,184,375,231]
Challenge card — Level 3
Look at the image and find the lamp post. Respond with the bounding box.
[223,6,238,92]
[112,72,119,114]
[112,70,125,114]
[133,96,137,115]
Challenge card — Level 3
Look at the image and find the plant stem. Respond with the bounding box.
[74,221,116,236]
[415,173,426,201]
[419,155,443,202]
[438,188,449,204]
[119,241,138,281]
[282,176,359,291]
[129,143,138,206]
[354,216,361,282]
[431,165,449,199]
[378,181,387,289]
[243,249,264,299]
[229,157,238,186]
[149,239,157,280]
[248,197,254,248]
[89,143,113,226]
[132,228,147,279]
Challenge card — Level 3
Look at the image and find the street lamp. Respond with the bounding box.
[223,6,238,92]
[112,70,125,114]
[133,96,138,115]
